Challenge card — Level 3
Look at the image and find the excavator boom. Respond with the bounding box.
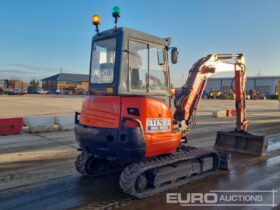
[174,54,246,127]
[174,53,267,155]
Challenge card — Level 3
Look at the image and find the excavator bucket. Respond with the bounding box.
[214,131,267,156]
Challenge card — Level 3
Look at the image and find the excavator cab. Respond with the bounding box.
[88,27,171,99]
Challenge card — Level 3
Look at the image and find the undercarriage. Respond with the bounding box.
[75,146,223,198]
[75,152,124,177]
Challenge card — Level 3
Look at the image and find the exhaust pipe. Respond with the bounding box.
[214,130,267,156]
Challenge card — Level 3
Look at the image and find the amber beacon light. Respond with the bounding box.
[92,15,101,33]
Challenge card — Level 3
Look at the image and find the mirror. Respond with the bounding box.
[157,48,165,65]
[171,47,179,64]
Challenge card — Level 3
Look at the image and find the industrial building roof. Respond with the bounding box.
[209,76,280,80]
[41,73,89,82]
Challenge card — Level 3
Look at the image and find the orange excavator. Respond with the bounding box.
[74,7,266,198]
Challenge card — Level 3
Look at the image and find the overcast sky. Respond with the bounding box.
[0,0,280,85]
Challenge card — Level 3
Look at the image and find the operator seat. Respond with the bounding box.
[131,68,141,89]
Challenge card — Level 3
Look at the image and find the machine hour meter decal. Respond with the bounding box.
[146,118,171,132]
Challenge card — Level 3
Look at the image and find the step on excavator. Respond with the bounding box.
[74,7,267,198]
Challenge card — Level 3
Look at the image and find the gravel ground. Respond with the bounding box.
[0,95,83,117]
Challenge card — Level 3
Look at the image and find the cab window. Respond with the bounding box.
[149,45,168,92]
[129,40,168,93]
[129,41,148,91]
[90,38,116,84]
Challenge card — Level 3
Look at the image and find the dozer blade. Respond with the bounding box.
[214,131,267,156]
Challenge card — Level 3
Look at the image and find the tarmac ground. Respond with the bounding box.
[0,96,280,209]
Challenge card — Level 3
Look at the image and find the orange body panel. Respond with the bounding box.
[80,96,121,128]
[121,97,181,157]
[80,96,182,157]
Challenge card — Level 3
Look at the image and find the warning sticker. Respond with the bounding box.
[146,118,171,132]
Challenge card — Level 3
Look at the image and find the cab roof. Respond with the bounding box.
[93,27,169,46]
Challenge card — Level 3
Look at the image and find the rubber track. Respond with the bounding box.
[75,152,122,177]
[119,146,220,199]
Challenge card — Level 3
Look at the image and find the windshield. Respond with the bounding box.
[90,38,116,84]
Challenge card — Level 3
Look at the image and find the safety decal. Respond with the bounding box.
[146,118,171,132]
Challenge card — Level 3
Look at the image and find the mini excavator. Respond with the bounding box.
[74,7,267,198]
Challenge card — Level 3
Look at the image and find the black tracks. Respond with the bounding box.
[75,152,123,177]
[119,146,220,199]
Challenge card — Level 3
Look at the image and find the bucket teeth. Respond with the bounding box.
[214,131,267,156]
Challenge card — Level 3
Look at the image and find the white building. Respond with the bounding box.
[206,76,280,96]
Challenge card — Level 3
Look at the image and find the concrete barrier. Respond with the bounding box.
[213,110,227,118]
[0,117,23,135]
[24,116,54,133]
[54,115,74,131]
